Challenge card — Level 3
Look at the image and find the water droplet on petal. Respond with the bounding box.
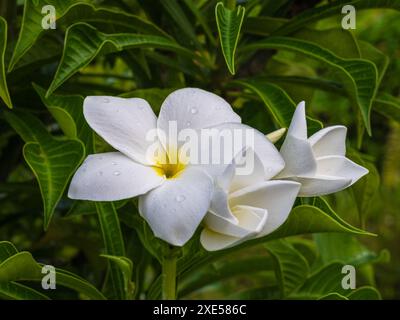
[267,167,273,173]
[190,107,198,114]
[186,121,191,127]
[175,195,186,202]
[112,161,117,165]
[103,98,110,103]
[113,171,121,176]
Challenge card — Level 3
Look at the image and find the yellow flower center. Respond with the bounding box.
[152,146,187,179]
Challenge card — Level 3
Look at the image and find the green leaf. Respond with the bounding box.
[291,262,382,300]
[215,2,245,74]
[0,241,18,263]
[293,28,361,59]
[0,250,105,299]
[374,93,400,123]
[34,84,93,153]
[265,239,309,298]
[95,202,126,299]
[314,233,387,267]
[275,0,400,36]
[290,263,348,299]
[241,36,378,134]
[0,17,12,108]
[232,79,323,134]
[350,157,380,225]
[4,111,85,229]
[101,254,134,299]
[161,0,200,48]
[183,0,216,45]
[23,140,85,228]
[8,0,170,71]
[0,282,50,300]
[179,256,274,297]
[47,23,194,96]
[347,286,381,300]
[318,292,348,300]
[178,203,373,291]
[359,41,389,85]
[244,17,287,36]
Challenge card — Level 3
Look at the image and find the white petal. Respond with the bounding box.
[206,123,285,179]
[138,167,213,246]
[277,135,317,178]
[230,149,265,192]
[287,101,307,140]
[205,205,267,237]
[201,205,268,251]
[229,180,301,236]
[209,185,236,222]
[295,175,352,197]
[308,126,347,157]
[316,155,368,184]
[68,152,164,201]
[200,228,243,251]
[157,88,241,147]
[83,96,158,165]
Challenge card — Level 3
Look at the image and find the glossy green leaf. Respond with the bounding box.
[8,0,170,71]
[314,233,388,267]
[290,263,348,299]
[47,23,193,96]
[101,254,134,299]
[34,84,93,153]
[0,17,12,108]
[0,241,18,263]
[265,239,310,297]
[183,0,216,45]
[179,256,274,297]
[4,111,85,229]
[215,2,245,74]
[244,16,287,36]
[232,79,323,134]
[161,0,200,48]
[359,41,389,85]
[0,250,105,299]
[0,282,50,300]
[275,0,400,36]
[347,286,381,300]
[374,93,400,123]
[95,202,126,299]
[241,36,378,134]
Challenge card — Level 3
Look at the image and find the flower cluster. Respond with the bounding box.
[68,88,368,250]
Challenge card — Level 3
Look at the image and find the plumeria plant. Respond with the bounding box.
[0,0,399,300]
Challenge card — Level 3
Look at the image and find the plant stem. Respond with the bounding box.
[162,247,177,300]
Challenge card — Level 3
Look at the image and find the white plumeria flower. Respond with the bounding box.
[275,101,368,197]
[68,88,283,246]
[200,150,301,251]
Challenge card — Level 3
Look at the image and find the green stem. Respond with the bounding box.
[162,249,177,300]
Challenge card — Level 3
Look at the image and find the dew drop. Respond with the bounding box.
[113,171,121,176]
[186,121,191,127]
[103,98,110,103]
[267,167,273,173]
[112,161,117,165]
[190,107,198,114]
[175,195,186,203]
